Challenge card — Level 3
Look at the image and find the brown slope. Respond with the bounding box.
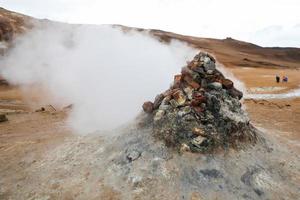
[0,7,35,42]
[147,29,300,69]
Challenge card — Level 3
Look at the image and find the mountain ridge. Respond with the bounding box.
[1,7,300,70]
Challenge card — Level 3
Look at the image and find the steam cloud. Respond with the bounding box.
[0,22,196,134]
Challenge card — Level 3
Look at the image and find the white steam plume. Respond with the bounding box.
[0,22,196,134]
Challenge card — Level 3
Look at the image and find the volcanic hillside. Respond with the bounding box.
[1,7,300,71]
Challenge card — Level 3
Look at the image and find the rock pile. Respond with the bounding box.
[142,52,257,153]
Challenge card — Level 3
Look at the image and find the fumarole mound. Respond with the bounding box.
[142,52,257,153]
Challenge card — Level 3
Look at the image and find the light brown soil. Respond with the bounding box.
[229,67,300,94]
[226,65,300,152]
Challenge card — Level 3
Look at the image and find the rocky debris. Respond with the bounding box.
[0,114,8,122]
[142,52,257,153]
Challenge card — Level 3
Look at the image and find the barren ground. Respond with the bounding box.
[0,63,299,199]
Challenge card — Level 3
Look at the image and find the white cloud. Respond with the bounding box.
[0,0,299,47]
[248,25,300,47]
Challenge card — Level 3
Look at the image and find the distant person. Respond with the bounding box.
[276,75,280,83]
[283,76,288,83]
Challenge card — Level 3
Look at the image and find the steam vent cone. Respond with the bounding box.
[142,52,257,153]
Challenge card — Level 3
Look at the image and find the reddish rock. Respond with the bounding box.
[221,79,234,89]
[193,106,204,114]
[191,99,200,107]
[191,93,207,106]
[183,75,200,89]
[174,74,182,82]
[163,89,173,97]
[191,95,206,106]
[172,74,182,89]
[188,61,200,70]
[181,67,192,76]
[142,101,154,113]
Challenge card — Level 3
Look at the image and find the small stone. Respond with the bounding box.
[126,150,140,162]
[207,54,216,63]
[204,56,211,63]
[192,65,205,75]
[183,87,194,100]
[192,136,206,146]
[159,104,170,111]
[188,61,200,69]
[221,79,234,89]
[181,66,193,76]
[163,89,173,97]
[207,82,222,90]
[0,114,8,122]
[153,94,165,109]
[178,106,192,117]
[169,99,179,108]
[191,71,201,82]
[172,90,186,106]
[193,92,207,103]
[174,74,182,82]
[173,74,182,88]
[200,103,206,109]
[183,75,200,89]
[35,107,45,112]
[203,59,216,72]
[193,106,204,114]
[154,110,165,121]
[190,192,203,200]
[228,88,243,100]
[201,79,208,88]
[180,143,190,152]
[159,96,172,110]
[206,69,214,75]
[142,101,154,113]
[192,127,205,136]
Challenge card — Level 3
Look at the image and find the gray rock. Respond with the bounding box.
[178,106,192,117]
[207,82,222,90]
[169,99,179,108]
[206,69,214,75]
[183,87,194,100]
[203,57,216,71]
[154,110,165,121]
[201,79,208,88]
[192,66,205,76]
[153,94,165,109]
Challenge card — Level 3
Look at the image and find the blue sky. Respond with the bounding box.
[1,0,299,47]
